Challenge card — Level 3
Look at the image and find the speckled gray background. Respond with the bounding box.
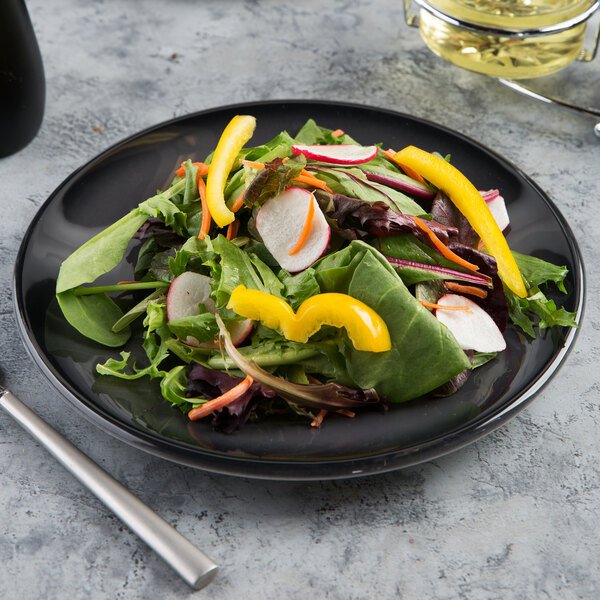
[1,1,599,598]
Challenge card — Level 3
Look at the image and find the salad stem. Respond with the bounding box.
[73,281,170,296]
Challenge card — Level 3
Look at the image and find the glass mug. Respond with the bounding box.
[404,0,600,79]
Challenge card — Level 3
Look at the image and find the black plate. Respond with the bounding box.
[14,100,584,480]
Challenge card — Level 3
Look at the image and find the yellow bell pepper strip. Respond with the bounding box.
[227,285,391,352]
[394,146,527,298]
[206,115,256,227]
[226,286,296,333]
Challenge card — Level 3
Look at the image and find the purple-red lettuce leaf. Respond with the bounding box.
[187,363,277,433]
[314,190,457,244]
[242,156,306,208]
[446,243,509,332]
[430,191,480,248]
[384,256,493,287]
[363,171,435,201]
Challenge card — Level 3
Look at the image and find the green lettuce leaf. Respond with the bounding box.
[504,251,577,338]
[314,241,471,401]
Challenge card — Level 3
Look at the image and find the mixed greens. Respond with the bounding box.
[55,117,577,433]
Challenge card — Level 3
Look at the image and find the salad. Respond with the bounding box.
[55,115,577,433]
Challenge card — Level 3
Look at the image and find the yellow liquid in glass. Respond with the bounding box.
[419,0,593,78]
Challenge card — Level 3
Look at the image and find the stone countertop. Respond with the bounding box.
[1,1,598,598]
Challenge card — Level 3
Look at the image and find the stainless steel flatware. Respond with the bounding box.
[0,382,218,590]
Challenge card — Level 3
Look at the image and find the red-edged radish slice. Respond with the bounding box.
[435,294,506,353]
[256,187,330,272]
[486,193,510,232]
[167,272,252,347]
[291,143,378,165]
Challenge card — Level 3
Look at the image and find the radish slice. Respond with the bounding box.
[256,187,330,272]
[486,193,510,232]
[291,143,378,165]
[167,272,252,347]
[435,294,506,353]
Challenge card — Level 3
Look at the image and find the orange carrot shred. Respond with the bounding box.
[188,376,254,421]
[289,195,315,256]
[419,300,472,311]
[117,280,139,285]
[176,161,208,177]
[331,129,344,138]
[226,219,240,240]
[413,216,479,272]
[311,409,328,428]
[231,188,246,212]
[239,159,265,170]
[445,281,488,299]
[293,173,333,193]
[383,149,427,185]
[197,174,211,239]
[240,159,333,193]
[336,409,355,418]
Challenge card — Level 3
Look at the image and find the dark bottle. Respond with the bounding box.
[0,0,45,157]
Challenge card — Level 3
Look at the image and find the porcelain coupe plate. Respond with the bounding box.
[13,101,584,480]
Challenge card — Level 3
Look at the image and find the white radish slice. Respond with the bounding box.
[291,143,378,165]
[167,271,252,347]
[435,294,506,353]
[256,187,330,272]
[486,193,510,232]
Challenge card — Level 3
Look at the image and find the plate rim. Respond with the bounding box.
[12,99,586,480]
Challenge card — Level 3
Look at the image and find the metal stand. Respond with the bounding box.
[404,0,600,136]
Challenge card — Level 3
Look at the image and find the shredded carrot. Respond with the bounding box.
[231,188,246,212]
[240,157,290,169]
[226,219,240,240]
[293,173,333,193]
[175,161,208,177]
[445,281,488,299]
[240,158,332,192]
[383,149,427,185]
[311,409,328,428]
[413,216,479,272]
[197,174,211,239]
[240,158,333,193]
[336,408,355,418]
[288,195,315,255]
[117,280,138,285]
[188,376,254,421]
[419,300,472,311]
[331,129,344,138]
[239,159,265,170]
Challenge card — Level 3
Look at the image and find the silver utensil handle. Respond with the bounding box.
[0,389,218,590]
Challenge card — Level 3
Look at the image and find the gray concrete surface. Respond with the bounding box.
[1,1,599,598]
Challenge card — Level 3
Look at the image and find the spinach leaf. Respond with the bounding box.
[294,119,359,145]
[56,211,148,293]
[57,290,131,347]
[314,241,471,401]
